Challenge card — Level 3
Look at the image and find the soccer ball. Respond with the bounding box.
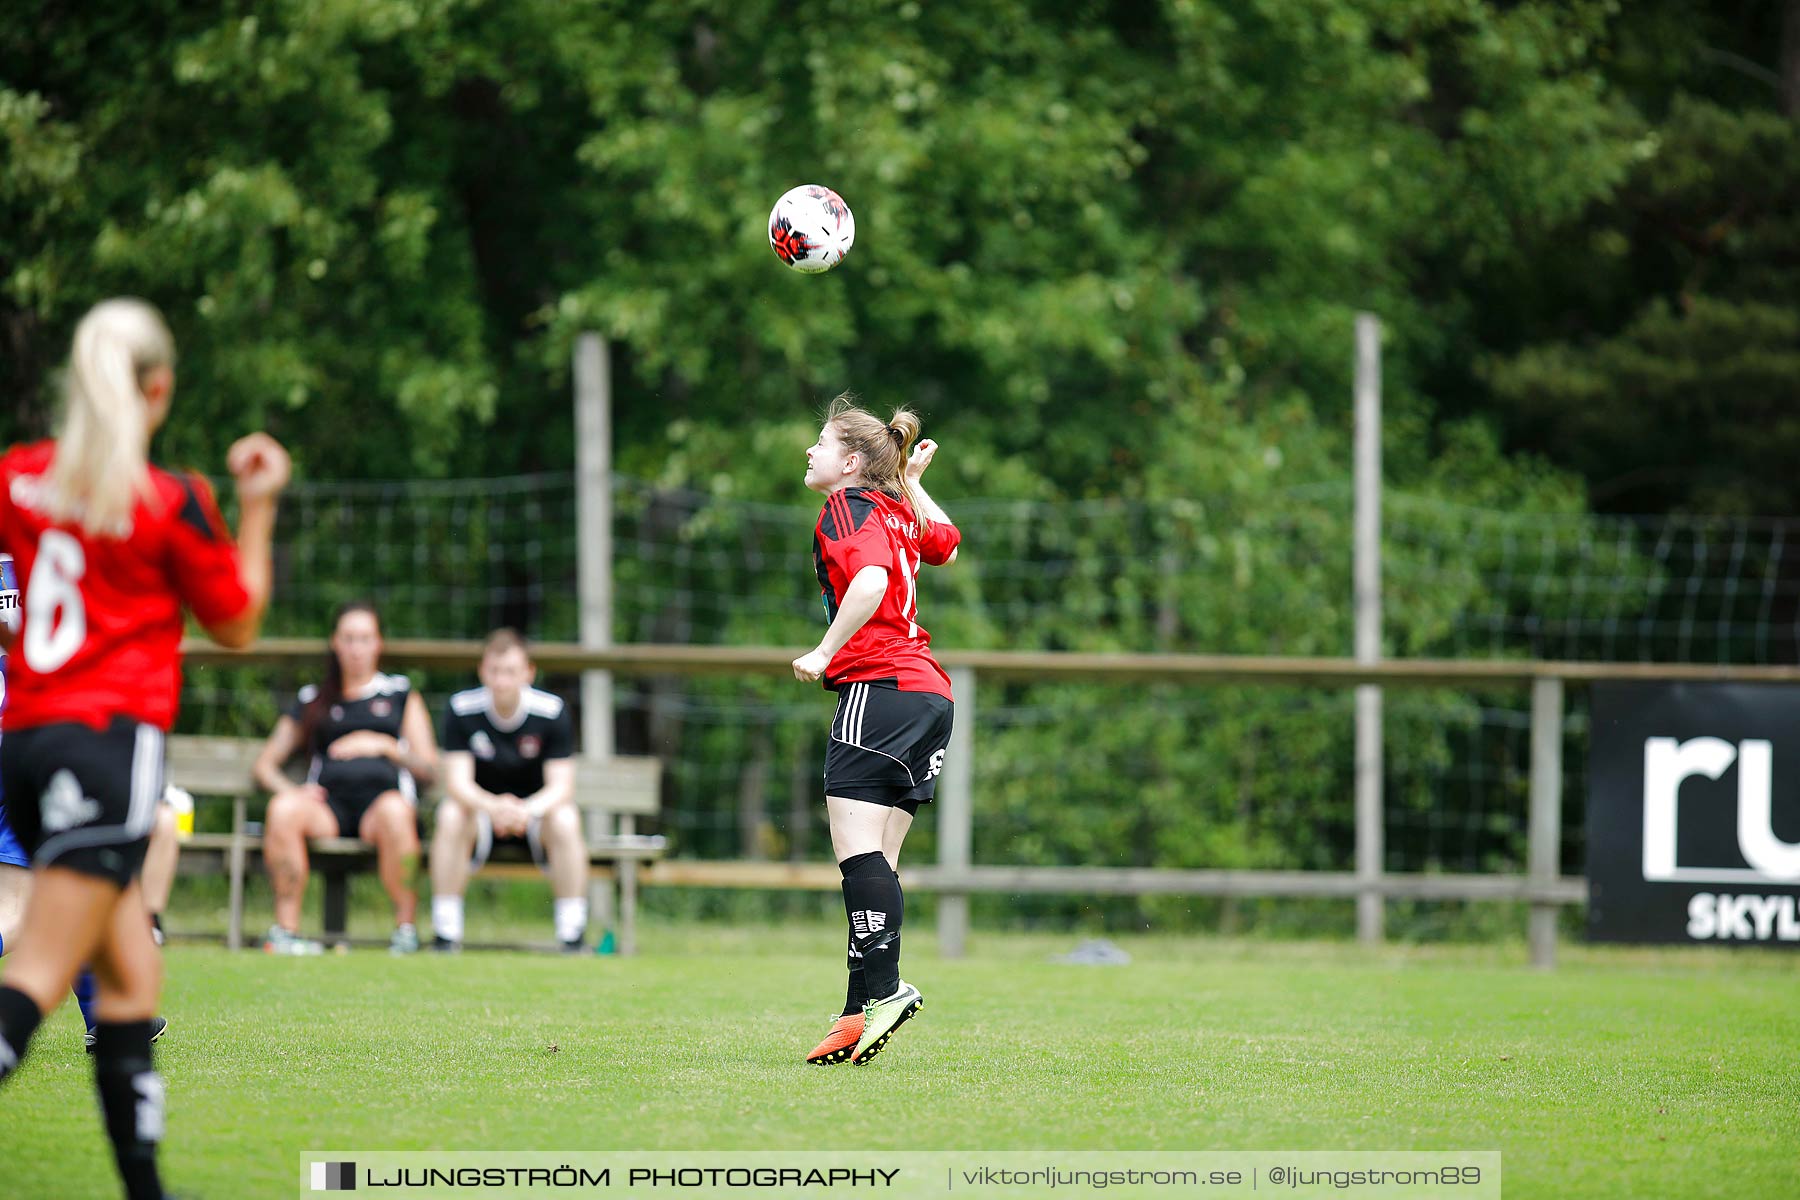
[768,185,855,273]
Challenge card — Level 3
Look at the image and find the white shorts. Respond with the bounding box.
[470,810,548,874]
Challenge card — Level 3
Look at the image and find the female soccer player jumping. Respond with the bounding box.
[793,395,960,1067]
[0,298,289,1199]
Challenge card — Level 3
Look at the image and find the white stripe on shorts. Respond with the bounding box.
[850,683,869,746]
[836,683,860,745]
[127,724,163,838]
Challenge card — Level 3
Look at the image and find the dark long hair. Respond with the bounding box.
[300,600,383,751]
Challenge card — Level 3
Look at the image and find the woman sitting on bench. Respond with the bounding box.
[252,601,438,955]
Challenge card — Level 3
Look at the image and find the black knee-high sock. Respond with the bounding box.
[840,850,902,1002]
[93,1021,165,1200]
[894,870,905,965]
[843,927,868,1017]
[0,985,43,1082]
[840,878,903,1014]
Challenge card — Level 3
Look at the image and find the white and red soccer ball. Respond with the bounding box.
[769,185,855,273]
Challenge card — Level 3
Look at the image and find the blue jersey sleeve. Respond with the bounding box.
[0,551,16,636]
[0,559,22,867]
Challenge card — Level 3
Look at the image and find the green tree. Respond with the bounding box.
[1483,98,1800,513]
[3,1,1641,504]
[1475,2,1800,514]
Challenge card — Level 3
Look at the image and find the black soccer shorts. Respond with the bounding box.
[319,775,394,839]
[314,760,414,838]
[823,679,954,807]
[0,717,164,887]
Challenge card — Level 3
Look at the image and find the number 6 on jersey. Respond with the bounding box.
[24,529,87,673]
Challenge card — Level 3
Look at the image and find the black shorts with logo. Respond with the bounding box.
[0,717,165,887]
[824,680,954,807]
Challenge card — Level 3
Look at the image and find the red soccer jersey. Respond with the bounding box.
[0,441,252,732]
[812,486,961,698]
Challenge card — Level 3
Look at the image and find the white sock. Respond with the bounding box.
[554,897,588,944]
[432,895,464,943]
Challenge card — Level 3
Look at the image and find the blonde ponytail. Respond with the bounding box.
[885,407,930,530]
[824,393,933,530]
[48,298,173,537]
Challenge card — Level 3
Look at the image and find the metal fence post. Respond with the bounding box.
[1528,675,1565,968]
[937,666,976,959]
[574,333,619,947]
[1353,313,1385,944]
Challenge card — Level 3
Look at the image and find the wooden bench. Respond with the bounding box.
[167,735,666,955]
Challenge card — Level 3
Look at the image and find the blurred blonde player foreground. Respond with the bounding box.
[0,554,180,1051]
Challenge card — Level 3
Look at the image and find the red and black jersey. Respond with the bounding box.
[0,440,252,733]
[812,486,961,698]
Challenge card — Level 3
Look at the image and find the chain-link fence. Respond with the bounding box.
[248,473,1800,664]
[173,469,1800,921]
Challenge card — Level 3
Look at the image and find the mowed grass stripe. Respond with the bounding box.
[4,933,1796,1199]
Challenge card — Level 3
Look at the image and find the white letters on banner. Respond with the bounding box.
[1642,737,1800,884]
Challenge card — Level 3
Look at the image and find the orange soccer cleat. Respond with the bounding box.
[806,1012,865,1066]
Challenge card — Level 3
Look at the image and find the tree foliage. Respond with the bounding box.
[2,0,1652,503]
[1466,1,1800,514]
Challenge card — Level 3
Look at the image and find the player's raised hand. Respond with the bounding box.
[227,432,291,501]
[905,438,938,481]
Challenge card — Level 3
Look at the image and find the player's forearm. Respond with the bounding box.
[816,567,887,660]
[447,777,501,813]
[394,740,437,787]
[233,495,278,629]
[910,480,952,527]
[526,760,577,819]
[252,756,290,795]
[206,496,278,649]
[525,784,573,819]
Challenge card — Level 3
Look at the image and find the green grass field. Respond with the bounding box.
[6,925,1797,1199]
